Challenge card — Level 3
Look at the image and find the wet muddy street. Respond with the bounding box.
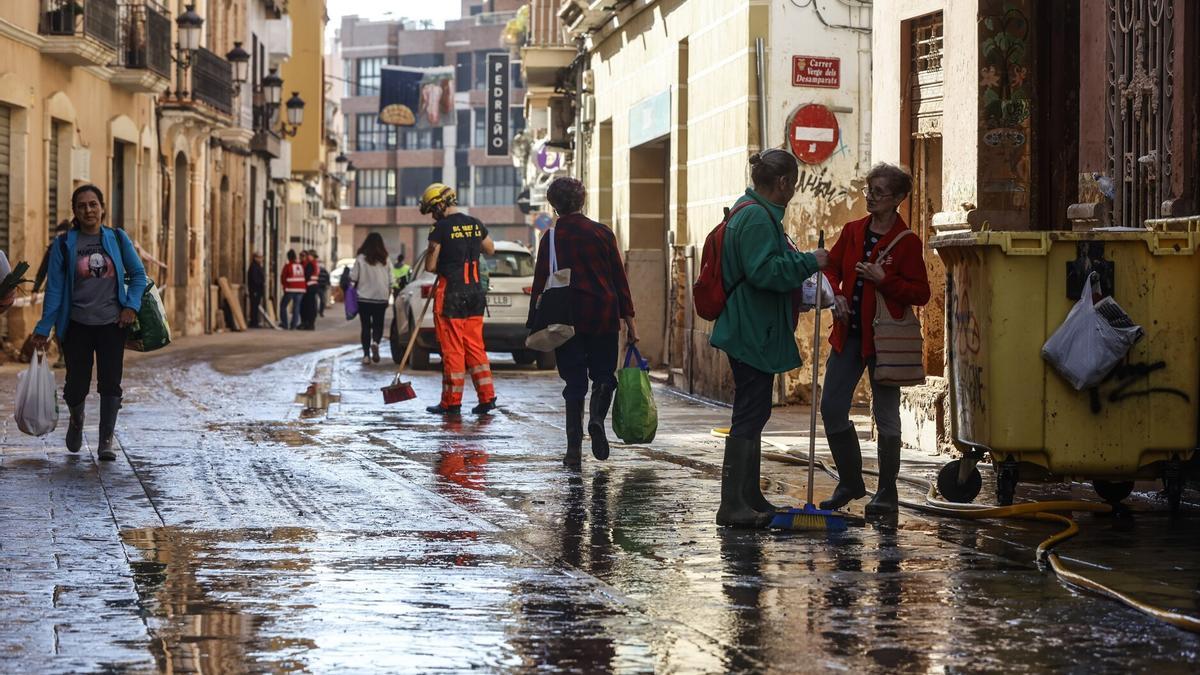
[2,336,1199,673]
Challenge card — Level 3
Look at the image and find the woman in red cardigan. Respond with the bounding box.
[820,163,931,516]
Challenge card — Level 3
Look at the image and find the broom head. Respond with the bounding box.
[770,503,849,532]
[382,380,416,404]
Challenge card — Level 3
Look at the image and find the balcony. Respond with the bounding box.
[189,47,234,116]
[523,0,575,88]
[111,1,170,94]
[39,0,120,68]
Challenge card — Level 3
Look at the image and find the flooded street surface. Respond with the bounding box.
[2,336,1199,672]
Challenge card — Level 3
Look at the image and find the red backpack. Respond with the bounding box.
[693,201,758,321]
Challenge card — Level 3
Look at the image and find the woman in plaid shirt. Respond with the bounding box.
[528,177,639,467]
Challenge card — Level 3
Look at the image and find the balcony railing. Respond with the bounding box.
[189,47,233,115]
[118,1,170,77]
[40,0,119,50]
[529,0,567,47]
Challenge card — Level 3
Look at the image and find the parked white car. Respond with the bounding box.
[389,241,555,370]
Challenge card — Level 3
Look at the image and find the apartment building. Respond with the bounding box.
[337,0,528,261]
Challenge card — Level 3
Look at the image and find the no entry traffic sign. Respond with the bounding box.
[787,103,840,165]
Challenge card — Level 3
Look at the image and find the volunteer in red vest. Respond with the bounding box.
[820,163,930,516]
[280,249,307,330]
[419,183,498,416]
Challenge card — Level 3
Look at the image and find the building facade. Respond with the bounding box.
[337,0,529,263]
[0,0,166,344]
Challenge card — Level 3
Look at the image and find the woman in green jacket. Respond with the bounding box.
[711,149,828,528]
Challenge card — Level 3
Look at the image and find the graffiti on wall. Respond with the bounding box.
[1088,360,1191,414]
[794,166,859,220]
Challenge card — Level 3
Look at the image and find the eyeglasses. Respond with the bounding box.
[861,186,895,199]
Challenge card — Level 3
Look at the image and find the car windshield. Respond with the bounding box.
[484,251,534,277]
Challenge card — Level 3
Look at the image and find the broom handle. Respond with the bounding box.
[808,230,825,506]
[396,289,435,378]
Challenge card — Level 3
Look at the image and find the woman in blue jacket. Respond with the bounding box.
[32,185,147,461]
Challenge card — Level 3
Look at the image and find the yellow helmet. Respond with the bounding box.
[419,183,457,215]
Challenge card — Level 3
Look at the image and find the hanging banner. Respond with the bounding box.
[379,65,454,127]
[486,53,510,157]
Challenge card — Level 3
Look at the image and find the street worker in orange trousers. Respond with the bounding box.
[419,183,498,416]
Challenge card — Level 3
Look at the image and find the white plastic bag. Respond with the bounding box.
[799,272,835,312]
[15,351,59,436]
[1041,274,1143,390]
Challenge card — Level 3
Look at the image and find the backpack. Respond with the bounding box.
[692,201,758,321]
[338,267,351,290]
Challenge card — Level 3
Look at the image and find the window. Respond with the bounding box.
[456,109,471,147]
[511,61,524,89]
[511,106,525,136]
[356,113,396,151]
[111,141,129,229]
[455,52,471,92]
[484,250,534,277]
[400,128,443,150]
[455,149,470,202]
[356,57,388,95]
[343,57,354,97]
[400,53,444,68]
[473,50,505,89]
[48,120,65,234]
[0,106,10,249]
[472,166,519,206]
[355,169,396,207]
[399,168,442,206]
[473,107,485,147]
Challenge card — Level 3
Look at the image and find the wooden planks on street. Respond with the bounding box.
[217,277,248,332]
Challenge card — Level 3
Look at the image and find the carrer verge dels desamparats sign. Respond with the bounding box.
[487,52,510,157]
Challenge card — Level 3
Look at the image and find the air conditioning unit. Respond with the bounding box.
[581,69,595,92]
[558,0,607,36]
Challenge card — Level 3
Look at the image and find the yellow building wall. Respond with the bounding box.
[280,0,326,177]
[0,7,161,340]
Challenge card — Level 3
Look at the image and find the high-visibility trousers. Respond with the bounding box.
[434,278,495,407]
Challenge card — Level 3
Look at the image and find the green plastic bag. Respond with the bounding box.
[612,345,657,444]
[126,280,171,352]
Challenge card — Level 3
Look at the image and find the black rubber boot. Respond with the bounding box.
[97,396,121,462]
[564,399,584,467]
[716,436,773,529]
[426,404,461,416]
[744,440,778,513]
[865,435,902,516]
[471,398,498,415]
[66,403,85,453]
[588,383,614,460]
[819,427,868,510]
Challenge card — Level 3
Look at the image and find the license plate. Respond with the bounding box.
[486,295,512,307]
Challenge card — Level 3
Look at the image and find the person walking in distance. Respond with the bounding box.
[820,163,930,516]
[280,249,306,329]
[31,185,148,461]
[247,252,266,328]
[528,177,638,466]
[351,233,392,365]
[300,250,319,330]
[316,252,331,318]
[418,183,498,416]
[710,150,829,528]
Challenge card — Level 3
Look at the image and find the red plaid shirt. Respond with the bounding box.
[528,213,635,335]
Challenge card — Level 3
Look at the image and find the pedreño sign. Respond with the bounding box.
[487,53,510,156]
[792,55,841,89]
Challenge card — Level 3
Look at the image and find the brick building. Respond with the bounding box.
[335,0,529,262]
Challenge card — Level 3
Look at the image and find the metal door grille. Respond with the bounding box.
[1105,0,1175,227]
[909,13,944,136]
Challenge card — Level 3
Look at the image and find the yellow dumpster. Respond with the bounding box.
[929,219,1200,510]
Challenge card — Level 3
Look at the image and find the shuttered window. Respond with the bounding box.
[49,121,63,235]
[0,106,10,250]
[909,13,944,136]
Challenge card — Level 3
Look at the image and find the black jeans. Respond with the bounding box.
[358,301,388,355]
[248,290,264,326]
[63,321,127,407]
[554,332,618,401]
[728,356,775,441]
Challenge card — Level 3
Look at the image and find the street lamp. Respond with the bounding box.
[175,4,203,63]
[261,67,283,107]
[335,153,349,174]
[226,42,251,95]
[278,91,305,137]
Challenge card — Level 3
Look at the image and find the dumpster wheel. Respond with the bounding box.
[762,449,1200,634]
[936,460,982,503]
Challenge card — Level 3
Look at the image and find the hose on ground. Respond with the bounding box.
[749,441,1200,634]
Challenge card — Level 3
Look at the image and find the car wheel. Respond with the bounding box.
[536,350,557,370]
[389,314,403,364]
[512,350,536,366]
[411,345,432,370]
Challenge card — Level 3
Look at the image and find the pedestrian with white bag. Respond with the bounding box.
[31,185,148,460]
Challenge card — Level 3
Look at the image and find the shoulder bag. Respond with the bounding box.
[525,228,574,352]
[871,230,925,387]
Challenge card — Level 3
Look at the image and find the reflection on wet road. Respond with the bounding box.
[3,344,1199,672]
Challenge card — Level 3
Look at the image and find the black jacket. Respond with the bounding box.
[248,261,265,293]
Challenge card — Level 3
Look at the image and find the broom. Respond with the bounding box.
[770,231,849,532]
[382,290,435,404]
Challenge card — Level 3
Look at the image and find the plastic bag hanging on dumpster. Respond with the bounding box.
[15,351,58,436]
[612,345,658,444]
[1041,273,1144,390]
